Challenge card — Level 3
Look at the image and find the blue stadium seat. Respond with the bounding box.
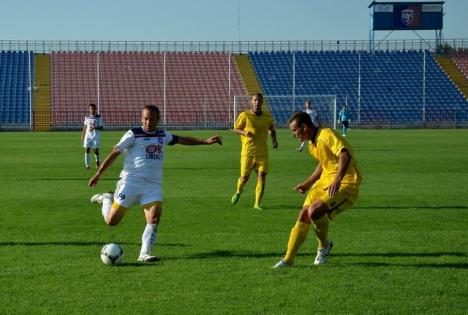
[249,50,468,126]
[0,50,33,128]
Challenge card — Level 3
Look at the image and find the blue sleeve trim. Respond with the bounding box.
[168,135,179,145]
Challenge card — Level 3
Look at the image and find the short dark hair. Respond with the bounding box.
[251,92,263,101]
[89,103,96,108]
[305,99,312,105]
[143,105,160,116]
[289,111,314,128]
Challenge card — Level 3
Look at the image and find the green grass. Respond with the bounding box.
[0,129,467,314]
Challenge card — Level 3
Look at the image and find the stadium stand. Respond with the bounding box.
[165,52,245,127]
[249,50,468,127]
[2,44,467,130]
[0,50,33,129]
[50,51,245,129]
[449,49,468,78]
[33,54,52,131]
[51,51,98,128]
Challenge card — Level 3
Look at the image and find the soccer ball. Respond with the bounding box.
[100,243,124,265]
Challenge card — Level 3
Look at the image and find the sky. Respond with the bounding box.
[0,0,467,42]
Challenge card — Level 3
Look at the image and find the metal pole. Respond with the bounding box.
[228,53,232,125]
[28,51,33,131]
[358,51,361,124]
[292,51,296,113]
[163,52,167,125]
[233,96,237,125]
[333,96,337,130]
[204,97,207,129]
[97,52,100,113]
[422,50,426,124]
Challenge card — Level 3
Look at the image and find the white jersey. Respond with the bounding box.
[305,108,319,126]
[115,127,178,185]
[83,114,103,140]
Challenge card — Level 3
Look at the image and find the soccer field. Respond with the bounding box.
[1,129,467,314]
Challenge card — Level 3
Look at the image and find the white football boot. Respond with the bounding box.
[314,241,333,265]
[138,255,160,262]
[272,259,292,268]
[90,192,114,204]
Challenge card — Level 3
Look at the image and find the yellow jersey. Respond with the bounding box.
[235,110,274,157]
[308,128,362,186]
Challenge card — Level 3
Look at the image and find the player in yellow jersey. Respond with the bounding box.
[273,111,362,267]
[231,93,278,210]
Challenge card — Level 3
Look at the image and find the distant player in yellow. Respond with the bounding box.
[231,93,278,210]
[273,111,362,267]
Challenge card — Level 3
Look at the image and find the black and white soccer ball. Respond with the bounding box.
[100,243,124,265]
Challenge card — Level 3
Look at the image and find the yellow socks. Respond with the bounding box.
[312,215,330,249]
[254,177,265,206]
[236,177,245,194]
[283,221,310,265]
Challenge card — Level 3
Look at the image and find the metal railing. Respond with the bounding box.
[1,108,467,131]
[1,39,468,54]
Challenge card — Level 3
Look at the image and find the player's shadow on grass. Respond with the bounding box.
[182,250,284,260]
[22,178,120,181]
[355,206,468,210]
[172,250,468,270]
[347,262,468,269]
[335,252,467,258]
[335,252,468,269]
[0,241,190,247]
[0,241,139,246]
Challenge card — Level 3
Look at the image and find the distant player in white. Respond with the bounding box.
[82,103,103,169]
[88,105,223,262]
[297,99,320,151]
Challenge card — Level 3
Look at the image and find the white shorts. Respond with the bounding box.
[113,177,162,209]
[83,136,100,149]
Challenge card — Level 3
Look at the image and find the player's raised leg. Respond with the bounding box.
[91,192,114,219]
[91,192,128,226]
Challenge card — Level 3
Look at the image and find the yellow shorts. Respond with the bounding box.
[304,180,359,219]
[240,155,269,177]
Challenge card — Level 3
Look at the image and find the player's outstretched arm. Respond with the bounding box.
[176,135,223,146]
[88,149,121,187]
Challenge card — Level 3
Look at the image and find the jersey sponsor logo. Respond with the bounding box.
[145,144,163,160]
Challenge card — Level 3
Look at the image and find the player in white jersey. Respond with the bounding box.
[88,105,223,262]
[297,99,320,152]
[82,103,104,169]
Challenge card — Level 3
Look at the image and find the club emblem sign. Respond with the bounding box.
[401,9,414,26]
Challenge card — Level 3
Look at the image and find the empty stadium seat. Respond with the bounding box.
[0,50,33,129]
[50,51,245,128]
[249,50,468,126]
